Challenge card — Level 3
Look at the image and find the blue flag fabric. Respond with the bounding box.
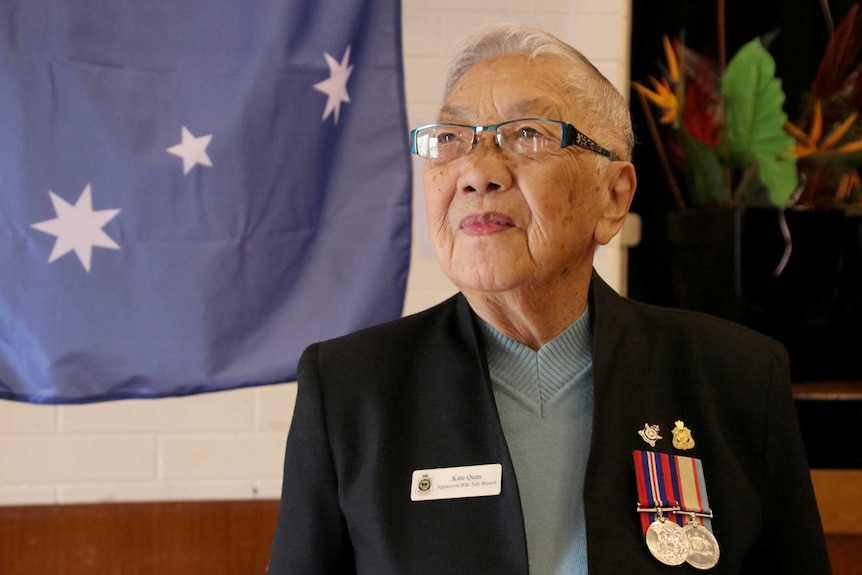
[0,0,412,404]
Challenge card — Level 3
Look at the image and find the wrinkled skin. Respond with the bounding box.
[424,53,637,348]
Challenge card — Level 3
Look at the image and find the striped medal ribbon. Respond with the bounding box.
[633,450,720,569]
[675,454,720,569]
[633,450,689,566]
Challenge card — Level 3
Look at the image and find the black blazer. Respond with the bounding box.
[269,273,831,574]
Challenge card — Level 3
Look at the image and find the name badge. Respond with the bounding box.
[410,463,502,501]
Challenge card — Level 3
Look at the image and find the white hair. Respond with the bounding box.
[444,23,633,160]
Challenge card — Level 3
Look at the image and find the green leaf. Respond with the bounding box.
[679,130,727,206]
[721,39,798,206]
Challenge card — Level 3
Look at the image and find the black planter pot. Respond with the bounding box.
[667,207,862,469]
[667,206,862,383]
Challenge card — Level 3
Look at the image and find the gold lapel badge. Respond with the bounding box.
[638,423,662,447]
[672,420,695,450]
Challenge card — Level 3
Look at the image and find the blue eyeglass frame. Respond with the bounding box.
[409,117,619,161]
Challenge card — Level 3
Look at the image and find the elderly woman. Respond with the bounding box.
[268,24,830,575]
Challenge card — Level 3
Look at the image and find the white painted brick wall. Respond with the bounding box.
[0,0,632,506]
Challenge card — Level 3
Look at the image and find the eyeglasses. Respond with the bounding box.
[410,117,619,162]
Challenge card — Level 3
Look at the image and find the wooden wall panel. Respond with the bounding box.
[0,488,859,574]
[0,500,279,575]
[812,469,862,575]
[811,469,862,534]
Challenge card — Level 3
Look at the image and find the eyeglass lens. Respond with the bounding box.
[414,119,564,160]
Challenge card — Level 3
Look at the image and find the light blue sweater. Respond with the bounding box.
[480,310,593,575]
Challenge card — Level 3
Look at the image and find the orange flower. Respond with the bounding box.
[634,78,679,125]
[633,37,681,126]
[785,100,862,158]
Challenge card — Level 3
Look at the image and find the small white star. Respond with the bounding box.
[30,184,121,272]
[166,126,213,175]
[313,46,353,124]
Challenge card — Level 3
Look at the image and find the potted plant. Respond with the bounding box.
[634,0,862,383]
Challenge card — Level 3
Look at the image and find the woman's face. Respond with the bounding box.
[424,54,616,296]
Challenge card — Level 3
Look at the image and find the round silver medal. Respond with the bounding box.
[684,522,720,570]
[645,518,690,566]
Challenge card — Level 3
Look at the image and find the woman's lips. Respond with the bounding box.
[459,212,515,235]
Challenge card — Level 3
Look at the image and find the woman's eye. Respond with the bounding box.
[437,131,459,144]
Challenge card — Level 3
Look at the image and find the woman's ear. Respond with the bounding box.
[595,161,637,246]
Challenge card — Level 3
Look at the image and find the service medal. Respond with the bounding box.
[633,450,721,569]
[684,520,720,570]
[645,517,690,566]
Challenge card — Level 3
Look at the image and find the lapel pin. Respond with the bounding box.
[672,420,695,450]
[638,423,663,447]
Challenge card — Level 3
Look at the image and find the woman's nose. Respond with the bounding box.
[457,134,512,194]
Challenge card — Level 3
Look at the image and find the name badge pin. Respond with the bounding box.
[410,464,502,502]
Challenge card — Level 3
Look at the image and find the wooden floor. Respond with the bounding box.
[0,475,859,574]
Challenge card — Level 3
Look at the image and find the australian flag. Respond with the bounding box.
[0,0,412,403]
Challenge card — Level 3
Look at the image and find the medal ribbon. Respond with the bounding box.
[673,454,714,531]
[632,450,682,533]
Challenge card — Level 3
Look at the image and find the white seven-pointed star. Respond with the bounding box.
[166,126,213,175]
[30,184,121,272]
[313,46,353,124]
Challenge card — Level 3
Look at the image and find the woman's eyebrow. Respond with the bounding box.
[437,105,471,122]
